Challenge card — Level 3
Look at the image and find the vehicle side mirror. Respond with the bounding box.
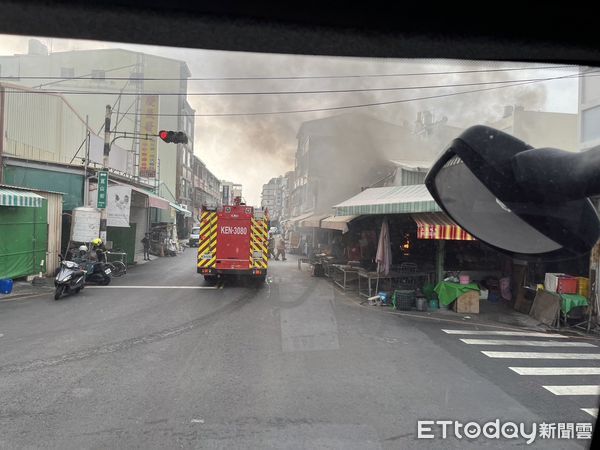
[424,125,600,260]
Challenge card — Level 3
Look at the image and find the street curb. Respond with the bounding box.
[0,291,50,302]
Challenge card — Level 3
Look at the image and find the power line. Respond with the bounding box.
[0,64,577,82]
[116,70,597,117]
[33,63,138,89]
[1,70,591,97]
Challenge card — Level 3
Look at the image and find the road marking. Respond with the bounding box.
[582,408,598,418]
[509,367,600,375]
[443,329,568,338]
[482,351,600,359]
[86,285,219,289]
[543,385,600,396]
[461,339,595,347]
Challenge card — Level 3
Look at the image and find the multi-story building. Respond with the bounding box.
[488,105,577,151]
[261,176,287,222]
[220,181,243,205]
[0,39,194,224]
[191,155,221,220]
[290,112,437,220]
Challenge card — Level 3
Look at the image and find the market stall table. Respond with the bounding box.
[332,265,360,290]
[434,281,480,307]
[559,293,589,327]
[358,270,399,298]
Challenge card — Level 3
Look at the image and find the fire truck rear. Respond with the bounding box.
[197,198,269,283]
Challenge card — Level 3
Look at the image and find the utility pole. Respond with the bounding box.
[99,105,111,242]
[83,115,90,207]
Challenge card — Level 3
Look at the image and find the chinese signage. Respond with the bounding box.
[139,95,159,178]
[97,170,108,209]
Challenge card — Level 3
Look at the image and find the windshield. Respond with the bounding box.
[0,34,598,449]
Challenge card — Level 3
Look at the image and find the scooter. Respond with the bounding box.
[82,260,112,285]
[54,258,86,300]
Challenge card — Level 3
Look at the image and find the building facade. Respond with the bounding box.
[261,176,287,222]
[0,40,194,220]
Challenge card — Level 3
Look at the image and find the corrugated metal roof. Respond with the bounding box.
[333,185,441,215]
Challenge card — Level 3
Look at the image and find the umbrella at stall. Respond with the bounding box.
[374,217,392,298]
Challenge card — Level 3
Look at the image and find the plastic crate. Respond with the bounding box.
[577,277,590,298]
[557,276,578,294]
[393,289,415,311]
[545,273,566,292]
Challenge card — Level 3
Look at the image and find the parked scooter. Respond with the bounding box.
[54,257,86,300]
[71,244,112,286]
[83,260,112,285]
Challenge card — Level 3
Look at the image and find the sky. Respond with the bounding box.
[0,34,581,205]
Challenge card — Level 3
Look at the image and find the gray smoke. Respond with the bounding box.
[0,35,575,205]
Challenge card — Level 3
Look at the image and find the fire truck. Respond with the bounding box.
[197,197,269,283]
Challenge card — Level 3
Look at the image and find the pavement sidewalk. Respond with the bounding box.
[292,254,600,339]
[0,278,54,301]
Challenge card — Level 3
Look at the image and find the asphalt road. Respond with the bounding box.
[0,250,598,449]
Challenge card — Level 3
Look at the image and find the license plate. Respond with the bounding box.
[105,268,112,274]
[201,253,213,260]
[252,250,263,259]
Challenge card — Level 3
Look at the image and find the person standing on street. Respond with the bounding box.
[275,234,287,261]
[141,233,151,261]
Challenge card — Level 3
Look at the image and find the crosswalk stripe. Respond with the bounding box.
[482,351,600,359]
[509,367,600,375]
[442,329,568,338]
[582,408,598,418]
[461,339,595,347]
[543,385,600,396]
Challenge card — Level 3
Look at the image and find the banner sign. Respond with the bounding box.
[139,95,159,178]
[107,185,132,227]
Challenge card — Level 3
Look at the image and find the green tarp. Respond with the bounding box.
[0,201,48,279]
[560,294,589,315]
[434,281,480,306]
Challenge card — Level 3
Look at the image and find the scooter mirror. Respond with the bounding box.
[424,125,600,261]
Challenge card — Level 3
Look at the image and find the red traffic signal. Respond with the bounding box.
[158,130,188,144]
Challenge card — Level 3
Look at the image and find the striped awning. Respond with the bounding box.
[320,215,358,233]
[333,185,441,216]
[170,202,192,217]
[0,188,44,207]
[412,212,475,241]
[300,213,330,228]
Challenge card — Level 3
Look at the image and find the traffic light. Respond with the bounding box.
[158,130,188,144]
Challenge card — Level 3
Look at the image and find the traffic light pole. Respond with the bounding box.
[100,105,111,242]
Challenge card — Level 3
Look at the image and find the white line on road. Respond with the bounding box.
[86,286,219,289]
[509,367,600,375]
[461,339,595,347]
[582,408,599,418]
[543,385,600,396]
[482,351,600,359]
[443,329,568,338]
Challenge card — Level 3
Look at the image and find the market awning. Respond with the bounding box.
[320,215,358,233]
[170,202,192,217]
[300,213,330,228]
[0,187,44,207]
[412,212,475,240]
[333,184,441,216]
[288,211,314,226]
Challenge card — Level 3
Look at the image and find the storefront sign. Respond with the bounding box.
[139,95,159,178]
[97,170,108,209]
